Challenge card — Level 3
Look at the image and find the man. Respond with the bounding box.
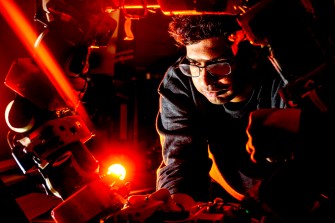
[155,14,286,211]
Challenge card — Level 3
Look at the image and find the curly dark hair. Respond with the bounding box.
[168,14,241,47]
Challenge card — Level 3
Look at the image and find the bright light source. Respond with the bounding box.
[107,163,126,180]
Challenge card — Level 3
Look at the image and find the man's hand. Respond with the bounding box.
[119,189,195,222]
[127,189,209,214]
[246,108,301,164]
[127,188,182,212]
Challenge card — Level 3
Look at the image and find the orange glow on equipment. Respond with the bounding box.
[0,0,88,118]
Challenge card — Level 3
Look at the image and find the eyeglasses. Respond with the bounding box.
[176,56,231,78]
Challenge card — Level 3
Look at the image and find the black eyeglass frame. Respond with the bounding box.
[175,56,232,78]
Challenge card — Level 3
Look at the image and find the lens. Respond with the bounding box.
[179,64,196,77]
[207,63,231,76]
[179,62,231,77]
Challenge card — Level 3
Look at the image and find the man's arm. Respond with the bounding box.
[156,66,212,202]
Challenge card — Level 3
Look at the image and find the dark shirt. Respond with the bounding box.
[156,57,286,202]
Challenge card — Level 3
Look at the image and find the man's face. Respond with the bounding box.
[185,31,255,105]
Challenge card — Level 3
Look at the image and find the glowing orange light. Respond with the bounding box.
[107,164,126,180]
[120,4,160,9]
